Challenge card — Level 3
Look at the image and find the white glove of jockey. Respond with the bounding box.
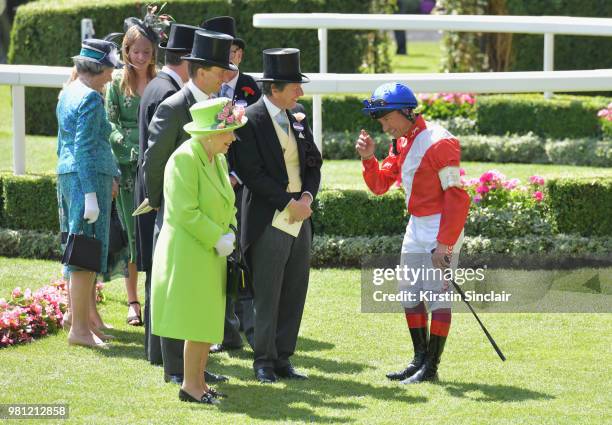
[214,232,235,257]
[83,192,100,224]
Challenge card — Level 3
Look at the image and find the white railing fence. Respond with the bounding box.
[253,13,612,151]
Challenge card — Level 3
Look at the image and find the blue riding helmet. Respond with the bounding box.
[362,82,418,119]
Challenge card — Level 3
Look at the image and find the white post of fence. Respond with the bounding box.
[543,33,555,99]
[313,28,327,152]
[12,85,26,175]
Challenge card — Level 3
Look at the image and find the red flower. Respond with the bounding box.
[241,86,255,96]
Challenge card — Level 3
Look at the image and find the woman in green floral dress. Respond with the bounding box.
[106,23,157,326]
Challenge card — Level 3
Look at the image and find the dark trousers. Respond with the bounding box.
[249,220,312,370]
[143,269,162,365]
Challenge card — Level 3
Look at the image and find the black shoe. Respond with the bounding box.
[387,327,428,381]
[274,365,308,380]
[178,388,220,405]
[401,334,447,384]
[164,374,184,384]
[210,343,243,354]
[206,387,227,399]
[255,367,277,383]
[205,370,228,383]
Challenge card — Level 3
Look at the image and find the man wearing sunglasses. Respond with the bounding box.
[355,82,470,384]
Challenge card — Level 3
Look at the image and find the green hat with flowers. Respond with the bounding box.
[183,97,248,136]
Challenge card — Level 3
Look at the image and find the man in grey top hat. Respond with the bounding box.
[143,28,235,385]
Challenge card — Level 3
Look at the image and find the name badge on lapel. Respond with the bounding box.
[292,122,305,138]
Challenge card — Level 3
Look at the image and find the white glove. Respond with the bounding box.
[83,192,100,224]
[214,232,235,257]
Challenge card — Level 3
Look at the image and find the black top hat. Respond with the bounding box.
[73,38,123,69]
[181,29,238,71]
[258,48,309,83]
[159,23,199,53]
[201,16,245,50]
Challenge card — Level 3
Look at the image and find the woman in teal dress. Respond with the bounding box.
[106,22,157,326]
[151,98,247,404]
[57,39,123,348]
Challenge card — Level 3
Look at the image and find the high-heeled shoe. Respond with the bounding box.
[178,389,219,404]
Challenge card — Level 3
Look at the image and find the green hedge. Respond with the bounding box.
[322,131,612,167]
[1,174,58,232]
[505,1,612,73]
[476,94,607,139]
[312,234,612,267]
[547,178,612,237]
[8,0,392,135]
[2,175,611,237]
[2,227,609,267]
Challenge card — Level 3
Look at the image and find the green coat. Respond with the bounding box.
[151,138,236,343]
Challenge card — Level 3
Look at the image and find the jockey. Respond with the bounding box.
[356,82,470,384]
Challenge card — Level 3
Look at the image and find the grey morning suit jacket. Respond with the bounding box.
[143,85,197,244]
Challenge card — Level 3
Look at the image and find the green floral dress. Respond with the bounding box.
[105,76,141,264]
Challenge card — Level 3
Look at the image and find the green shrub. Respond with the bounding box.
[0,227,62,260]
[1,174,58,232]
[546,178,612,236]
[8,0,392,135]
[1,226,609,267]
[312,234,612,267]
[476,94,606,139]
[322,131,612,166]
[505,1,612,73]
[545,138,612,167]
[312,189,408,237]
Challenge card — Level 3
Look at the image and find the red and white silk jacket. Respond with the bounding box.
[362,116,470,246]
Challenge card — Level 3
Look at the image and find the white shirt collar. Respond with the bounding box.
[226,72,240,91]
[161,66,184,88]
[186,80,210,103]
[263,95,284,119]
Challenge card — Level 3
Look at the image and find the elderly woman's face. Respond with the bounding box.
[205,131,235,155]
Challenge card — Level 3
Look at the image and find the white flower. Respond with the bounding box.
[293,112,306,122]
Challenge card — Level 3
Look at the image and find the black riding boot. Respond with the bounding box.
[401,334,446,384]
[386,327,428,381]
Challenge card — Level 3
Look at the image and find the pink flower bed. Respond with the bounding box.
[461,169,546,207]
[597,102,612,121]
[0,280,105,348]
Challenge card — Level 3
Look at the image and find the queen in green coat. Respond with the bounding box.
[151,97,246,404]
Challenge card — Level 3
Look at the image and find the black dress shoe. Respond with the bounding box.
[164,374,184,384]
[178,388,220,405]
[210,343,243,354]
[205,370,228,383]
[255,367,277,383]
[274,365,308,380]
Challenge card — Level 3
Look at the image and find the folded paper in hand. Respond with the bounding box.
[132,198,154,216]
[272,208,302,237]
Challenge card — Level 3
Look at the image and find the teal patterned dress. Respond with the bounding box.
[105,76,141,264]
[56,79,121,277]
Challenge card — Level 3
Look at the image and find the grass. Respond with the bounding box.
[1,256,611,424]
[391,41,441,74]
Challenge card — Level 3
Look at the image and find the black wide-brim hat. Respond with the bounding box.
[72,38,124,69]
[201,16,245,50]
[182,29,238,71]
[258,48,309,83]
[159,23,199,53]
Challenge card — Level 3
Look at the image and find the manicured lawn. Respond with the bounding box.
[391,41,441,74]
[1,256,611,424]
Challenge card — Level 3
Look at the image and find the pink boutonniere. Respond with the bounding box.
[292,112,306,122]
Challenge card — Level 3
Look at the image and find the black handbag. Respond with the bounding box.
[226,224,254,301]
[61,223,102,273]
[108,200,128,255]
